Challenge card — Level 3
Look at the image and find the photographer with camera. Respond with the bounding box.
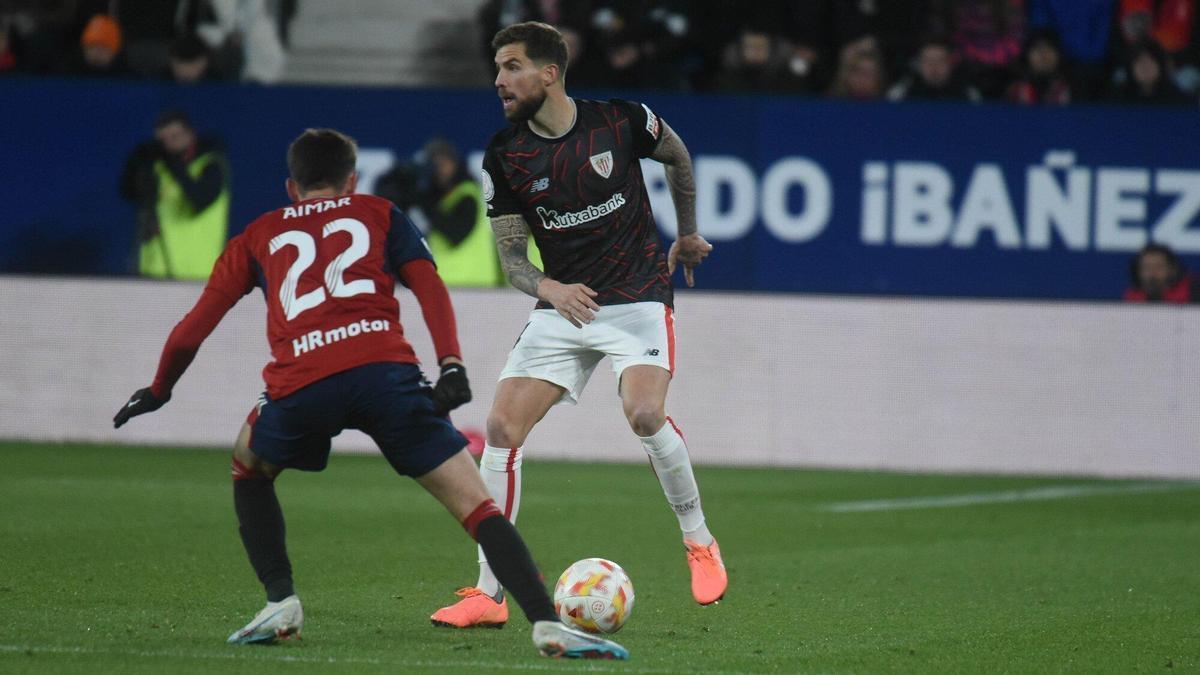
[376,137,539,287]
[119,109,230,280]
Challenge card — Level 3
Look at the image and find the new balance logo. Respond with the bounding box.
[530,177,550,193]
[644,348,660,356]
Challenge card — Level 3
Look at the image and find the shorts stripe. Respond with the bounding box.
[664,305,676,374]
[245,393,267,450]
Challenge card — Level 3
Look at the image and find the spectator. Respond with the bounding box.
[1117,0,1194,54]
[194,0,287,84]
[115,0,184,77]
[168,34,215,82]
[1123,243,1198,302]
[1109,39,1194,103]
[771,0,836,93]
[1006,29,1072,104]
[781,0,931,84]
[1027,0,1117,100]
[928,0,1026,97]
[828,37,887,100]
[714,28,816,93]
[1115,0,1200,93]
[477,0,591,76]
[71,13,129,77]
[629,1,694,89]
[118,110,230,280]
[419,138,505,287]
[376,138,540,287]
[579,2,689,89]
[0,20,17,73]
[1,0,79,74]
[889,36,983,101]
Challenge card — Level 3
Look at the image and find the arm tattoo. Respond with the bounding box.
[650,122,698,237]
[491,214,546,298]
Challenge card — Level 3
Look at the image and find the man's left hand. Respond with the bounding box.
[432,363,471,415]
[668,233,714,287]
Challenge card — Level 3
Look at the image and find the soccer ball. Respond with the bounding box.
[553,558,635,634]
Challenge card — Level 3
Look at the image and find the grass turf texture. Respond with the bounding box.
[1,442,1197,673]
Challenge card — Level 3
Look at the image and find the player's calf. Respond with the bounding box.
[231,446,294,605]
[461,500,558,625]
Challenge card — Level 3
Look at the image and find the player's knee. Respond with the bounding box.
[624,403,665,437]
[486,409,529,448]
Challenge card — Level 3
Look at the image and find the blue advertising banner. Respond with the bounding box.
[2,77,1197,299]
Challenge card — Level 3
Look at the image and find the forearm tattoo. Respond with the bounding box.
[652,123,698,237]
[492,214,546,298]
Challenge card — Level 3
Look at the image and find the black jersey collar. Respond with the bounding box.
[527,97,579,141]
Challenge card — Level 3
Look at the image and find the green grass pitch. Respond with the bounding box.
[1,441,1197,673]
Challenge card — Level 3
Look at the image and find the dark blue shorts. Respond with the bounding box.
[246,362,467,477]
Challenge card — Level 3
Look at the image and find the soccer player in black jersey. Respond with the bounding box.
[432,22,725,629]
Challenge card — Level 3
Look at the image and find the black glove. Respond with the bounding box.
[431,363,471,415]
[113,387,171,428]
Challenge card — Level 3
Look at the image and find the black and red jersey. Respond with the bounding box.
[482,98,673,309]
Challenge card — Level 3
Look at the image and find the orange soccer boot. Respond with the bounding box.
[685,539,728,605]
[430,587,508,628]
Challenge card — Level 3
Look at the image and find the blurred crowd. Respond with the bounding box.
[4,0,1198,106]
[0,0,293,83]
[478,0,1200,106]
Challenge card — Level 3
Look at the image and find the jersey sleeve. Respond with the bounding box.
[398,258,462,362]
[205,233,257,301]
[611,98,664,158]
[386,204,435,281]
[148,235,254,397]
[481,144,522,217]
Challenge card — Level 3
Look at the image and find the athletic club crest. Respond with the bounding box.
[589,151,613,179]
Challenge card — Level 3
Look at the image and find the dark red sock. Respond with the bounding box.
[463,500,556,623]
[233,460,293,602]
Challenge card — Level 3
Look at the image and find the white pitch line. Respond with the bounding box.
[0,643,755,674]
[818,482,1196,513]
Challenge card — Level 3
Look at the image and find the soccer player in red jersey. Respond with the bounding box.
[113,128,628,659]
[431,23,725,629]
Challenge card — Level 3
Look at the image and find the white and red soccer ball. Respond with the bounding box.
[553,558,635,634]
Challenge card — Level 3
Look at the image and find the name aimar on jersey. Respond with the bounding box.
[283,197,352,220]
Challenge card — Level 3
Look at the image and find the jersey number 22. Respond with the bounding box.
[269,218,374,321]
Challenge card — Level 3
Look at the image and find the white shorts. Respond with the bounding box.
[498,301,676,405]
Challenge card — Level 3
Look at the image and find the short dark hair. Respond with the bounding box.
[154,108,192,130]
[287,128,358,191]
[1130,243,1183,287]
[491,21,568,76]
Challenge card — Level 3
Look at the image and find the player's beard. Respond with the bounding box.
[506,88,548,123]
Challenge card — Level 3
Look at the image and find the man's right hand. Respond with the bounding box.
[539,279,600,328]
[113,387,170,428]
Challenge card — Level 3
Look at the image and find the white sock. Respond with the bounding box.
[475,444,523,597]
[639,417,713,545]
